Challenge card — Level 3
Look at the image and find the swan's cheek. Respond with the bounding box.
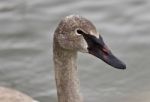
[78,38,88,53]
[57,34,88,52]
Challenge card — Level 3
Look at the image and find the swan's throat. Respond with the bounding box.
[53,39,82,102]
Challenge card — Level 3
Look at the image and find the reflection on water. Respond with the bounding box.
[0,0,150,102]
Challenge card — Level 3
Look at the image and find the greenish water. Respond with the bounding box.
[0,0,150,102]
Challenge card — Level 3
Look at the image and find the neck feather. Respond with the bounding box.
[53,39,82,102]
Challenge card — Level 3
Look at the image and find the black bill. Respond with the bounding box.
[81,31,126,69]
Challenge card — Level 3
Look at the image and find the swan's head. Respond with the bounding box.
[54,15,126,69]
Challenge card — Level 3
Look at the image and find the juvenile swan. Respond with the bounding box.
[53,15,126,102]
[0,87,38,102]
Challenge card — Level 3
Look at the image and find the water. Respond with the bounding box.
[0,0,150,102]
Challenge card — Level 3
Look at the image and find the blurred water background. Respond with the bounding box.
[0,0,150,102]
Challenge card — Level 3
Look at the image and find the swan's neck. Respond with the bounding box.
[53,40,82,102]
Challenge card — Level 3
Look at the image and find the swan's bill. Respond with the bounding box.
[82,34,126,69]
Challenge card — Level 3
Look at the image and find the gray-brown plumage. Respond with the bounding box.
[53,15,126,102]
[0,87,38,102]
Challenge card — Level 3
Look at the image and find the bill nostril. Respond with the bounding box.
[102,48,109,55]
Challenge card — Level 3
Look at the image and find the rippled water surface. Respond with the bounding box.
[0,0,150,102]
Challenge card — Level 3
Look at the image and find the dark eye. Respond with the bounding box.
[75,29,85,35]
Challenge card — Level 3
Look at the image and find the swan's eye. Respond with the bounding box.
[75,29,85,35]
